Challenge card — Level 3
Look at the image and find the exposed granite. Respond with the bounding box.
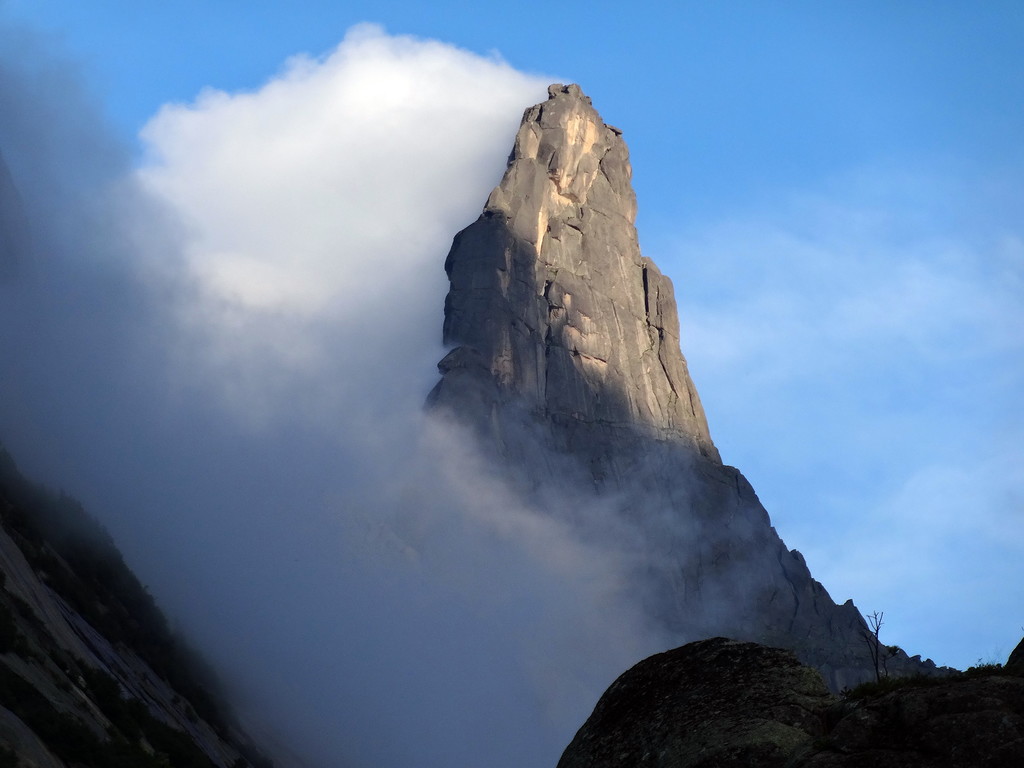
[559,638,1024,768]
[428,84,937,690]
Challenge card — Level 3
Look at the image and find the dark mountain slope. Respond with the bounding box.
[0,445,269,768]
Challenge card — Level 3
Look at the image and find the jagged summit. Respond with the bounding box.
[429,84,935,691]
[431,83,719,462]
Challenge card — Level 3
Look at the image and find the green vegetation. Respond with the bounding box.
[963,661,1006,678]
[843,673,946,700]
[843,661,1013,701]
[0,444,273,766]
[0,445,228,731]
[0,662,215,767]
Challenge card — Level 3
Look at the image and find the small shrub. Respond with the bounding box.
[843,673,945,701]
[964,662,1005,678]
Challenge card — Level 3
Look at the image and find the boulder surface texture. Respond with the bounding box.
[558,637,1024,768]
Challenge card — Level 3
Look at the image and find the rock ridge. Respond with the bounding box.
[431,83,719,462]
[0,445,269,767]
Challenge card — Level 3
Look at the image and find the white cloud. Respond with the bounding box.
[129,27,663,767]
[139,23,545,316]
[135,24,552,433]
[2,23,677,768]
[4,23,669,768]
[7,15,1020,766]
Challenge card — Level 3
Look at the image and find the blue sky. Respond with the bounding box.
[1,2,1022,765]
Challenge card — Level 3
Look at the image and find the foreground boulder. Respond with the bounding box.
[559,637,1024,767]
[557,638,832,768]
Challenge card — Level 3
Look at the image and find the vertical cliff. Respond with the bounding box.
[431,83,718,463]
[429,84,935,690]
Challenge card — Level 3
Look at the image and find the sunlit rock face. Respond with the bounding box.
[429,84,937,690]
[432,83,718,463]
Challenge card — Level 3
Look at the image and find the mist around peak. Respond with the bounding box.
[2,15,1021,767]
[0,23,689,768]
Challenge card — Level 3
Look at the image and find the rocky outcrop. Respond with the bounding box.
[557,638,833,768]
[428,84,933,689]
[430,83,718,462]
[0,446,269,768]
[558,638,1024,768]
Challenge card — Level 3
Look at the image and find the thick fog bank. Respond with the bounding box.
[0,24,681,767]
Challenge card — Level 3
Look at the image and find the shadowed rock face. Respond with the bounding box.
[0,150,264,766]
[0,446,266,768]
[558,638,1024,768]
[428,84,939,691]
[557,638,834,768]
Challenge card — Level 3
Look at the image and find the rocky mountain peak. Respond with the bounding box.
[428,84,937,692]
[432,83,719,462]
[483,83,636,243]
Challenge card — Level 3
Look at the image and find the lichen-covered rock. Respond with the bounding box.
[805,674,1024,766]
[559,639,1024,768]
[557,638,833,768]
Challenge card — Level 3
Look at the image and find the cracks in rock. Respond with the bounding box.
[571,349,609,366]
[583,206,614,221]
[642,264,650,319]
[776,546,803,635]
[657,346,680,400]
[686,382,700,420]
[640,267,683,404]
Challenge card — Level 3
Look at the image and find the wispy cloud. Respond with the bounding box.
[670,172,1024,667]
